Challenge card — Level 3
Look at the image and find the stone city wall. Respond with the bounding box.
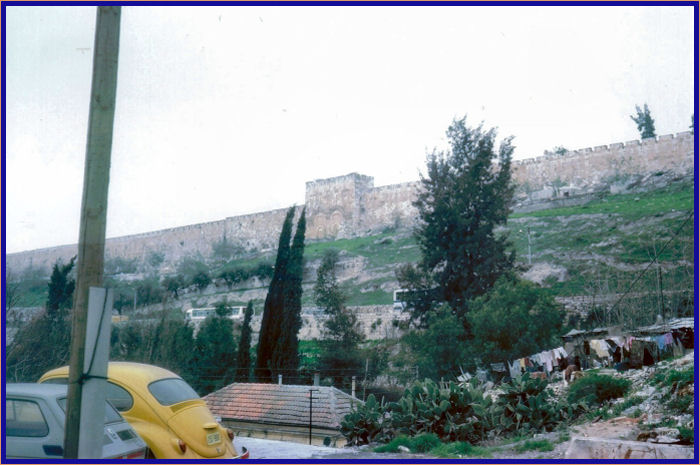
[6,131,694,274]
[360,181,420,234]
[512,131,694,193]
[6,207,300,275]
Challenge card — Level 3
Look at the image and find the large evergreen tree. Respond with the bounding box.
[467,278,564,368]
[273,208,306,381]
[6,257,76,381]
[152,319,195,381]
[235,300,254,382]
[110,316,196,386]
[406,116,515,325]
[191,302,237,394]
[255,207,295,382]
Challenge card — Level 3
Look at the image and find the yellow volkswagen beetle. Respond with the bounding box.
[40,362,249,459]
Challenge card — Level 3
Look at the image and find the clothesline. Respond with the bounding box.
[508,346,568,379]
[507,331,682,378]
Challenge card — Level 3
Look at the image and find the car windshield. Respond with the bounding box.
[148,378,199,406]
[57,397,123,424]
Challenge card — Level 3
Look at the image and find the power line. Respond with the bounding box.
[605,210,694,320]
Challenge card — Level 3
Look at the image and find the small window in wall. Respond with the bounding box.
[5,399,49,437]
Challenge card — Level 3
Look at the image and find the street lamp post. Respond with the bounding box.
[308,388,318,445]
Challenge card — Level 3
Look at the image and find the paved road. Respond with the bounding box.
[234,437,428,460]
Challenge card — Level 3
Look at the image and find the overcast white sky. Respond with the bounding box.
[4,5,695,254]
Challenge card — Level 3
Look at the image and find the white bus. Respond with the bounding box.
[185,306,245,323]
[393,289,408,311]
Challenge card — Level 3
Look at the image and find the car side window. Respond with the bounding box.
[5,399,49,437]
[41,378,68,385]
[106,382,134,412]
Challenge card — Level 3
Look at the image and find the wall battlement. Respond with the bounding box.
[6,131,694,274]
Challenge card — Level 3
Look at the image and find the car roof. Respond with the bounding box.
[6,383,67,398]
[42,362,181,385]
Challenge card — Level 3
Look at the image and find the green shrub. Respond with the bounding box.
[430,441,493,457]
[496,374,564,434]
[515,439,554,453]
[373,435,412,453]
[411,433,441,453]
[667,395,693,415]
[652,367,693,386]
[611,396,644,416]
[678,425,694,444]
[430,441,472,457]
[567,374,630,406]
[340,394,387,446]
[654,367,694,391]
[376,436,492,457]
[388,378,496,443]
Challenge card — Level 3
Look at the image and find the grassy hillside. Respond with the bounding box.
[9,179,694,318]
[302,179,694,310]
[508,180,694,296]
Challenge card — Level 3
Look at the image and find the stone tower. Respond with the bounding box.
[304,173,374,240]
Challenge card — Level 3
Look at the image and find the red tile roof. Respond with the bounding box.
[204,383,362,430]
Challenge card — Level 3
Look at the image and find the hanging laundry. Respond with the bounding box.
[540,351,552,372]
[655,335,666,351]
[590,339,611,359]
[610,336,625,348]
[663,332,673,346]
[508,360,521,379]
[553,346,568,361]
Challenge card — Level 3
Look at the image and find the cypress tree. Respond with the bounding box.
[274,208,306,381]
[235,300,254,382]
[255,207,295,382]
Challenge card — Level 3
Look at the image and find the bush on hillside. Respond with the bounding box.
[388,379,496,444]
[340,394,388,446]
[567,374,630,406]
[496,373,564,434]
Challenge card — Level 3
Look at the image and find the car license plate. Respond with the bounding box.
[206,432,221,445]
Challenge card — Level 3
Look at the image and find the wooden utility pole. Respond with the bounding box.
[64,6,121,459]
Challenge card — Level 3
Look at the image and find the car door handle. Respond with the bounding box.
[43,445,63,456]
